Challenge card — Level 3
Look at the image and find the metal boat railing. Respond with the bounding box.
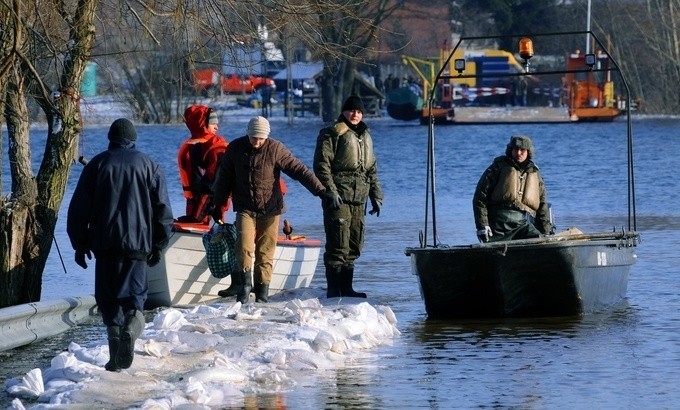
[406,231,640,257]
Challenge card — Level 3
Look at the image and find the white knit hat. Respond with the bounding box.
[246,116,270,139]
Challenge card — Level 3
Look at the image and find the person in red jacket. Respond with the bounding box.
[177,105,230,224]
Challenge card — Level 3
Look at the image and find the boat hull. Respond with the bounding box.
[386,87,423,121]
[405,232,638,319]
[569,107,622,122]
[146,223,321,308]
[419,107,456,125]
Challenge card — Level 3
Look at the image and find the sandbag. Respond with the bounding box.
[202,223,239,279]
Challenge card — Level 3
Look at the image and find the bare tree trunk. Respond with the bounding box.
[1,65,42,305]
[0,0,97,308]
[319,59,357,122]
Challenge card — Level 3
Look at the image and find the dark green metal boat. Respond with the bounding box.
[405,31,640,319]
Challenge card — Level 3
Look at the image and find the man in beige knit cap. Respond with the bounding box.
[212,116,328,303]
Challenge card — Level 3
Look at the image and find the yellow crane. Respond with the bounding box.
[400,55,437,101]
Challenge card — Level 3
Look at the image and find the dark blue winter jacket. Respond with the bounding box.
[67,141,174,259]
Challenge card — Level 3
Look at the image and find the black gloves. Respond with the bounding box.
[323,191,380,216]
[75,248,162,268]
[147,249,162,267]
[75,250,92,269]
[323,191,343,209]
[369,197,382,217]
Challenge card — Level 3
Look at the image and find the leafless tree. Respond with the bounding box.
[600,0,680,113]
[0,0,97,307]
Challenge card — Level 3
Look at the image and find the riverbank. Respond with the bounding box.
[76,91,348,126]
[3,290,399,408]
[78,94,275,126]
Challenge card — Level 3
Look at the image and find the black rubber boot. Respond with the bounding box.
[218,274,240,298]
[340,266,367,298]
[325,265,342,298]
[237,271,252,304]
[117,309,145,369]
[105,326,121,372]
[254,282,269,303]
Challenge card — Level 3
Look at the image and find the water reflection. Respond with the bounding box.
[408,301,636,345]
[360,301,652,408]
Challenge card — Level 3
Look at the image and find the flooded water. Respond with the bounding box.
[2,115,680,407]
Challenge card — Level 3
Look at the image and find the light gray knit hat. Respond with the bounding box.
[246,116,270,139]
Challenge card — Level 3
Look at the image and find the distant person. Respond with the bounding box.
[67,118,174,371]
[384,74,394,93]
[472,135,553,243]
[499,80,509,106]
[314,96,383,298]
[391,75,400,90]
[177,105,229,224]
[515,76,528,106]
[211,116,327,303]
[261,85,274,118]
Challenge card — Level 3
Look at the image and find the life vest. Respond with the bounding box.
[490,165,541,216]
[178,136,228,200]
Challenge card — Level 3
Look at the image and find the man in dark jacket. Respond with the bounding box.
[212,116,326,304]
[473,134,553,242]
[314,95,383,299]
[67,118,174,372]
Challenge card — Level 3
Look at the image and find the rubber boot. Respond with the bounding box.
[117,309,145,369]
[218,274,240,297]
[325,265,342,298]
[340,266,367,298]
[237,271,252,304]
[105,326,121,372]
[254,282,269,303]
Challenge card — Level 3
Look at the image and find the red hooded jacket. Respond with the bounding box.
[178,105,229,223]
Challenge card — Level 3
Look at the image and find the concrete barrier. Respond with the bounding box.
[0,296,98,352]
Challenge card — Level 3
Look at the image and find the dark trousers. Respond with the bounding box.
[489,208,542,241]
[94,254,148,327]
[322,202,365,268]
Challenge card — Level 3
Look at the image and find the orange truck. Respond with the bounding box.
[192,68,275,96]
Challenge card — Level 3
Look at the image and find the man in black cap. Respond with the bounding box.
[472,134,554,242]
[313,95,383,298]
[67,118,174,371]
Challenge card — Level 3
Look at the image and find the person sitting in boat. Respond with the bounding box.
[177,105,230,224]
[472,134,554,242]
